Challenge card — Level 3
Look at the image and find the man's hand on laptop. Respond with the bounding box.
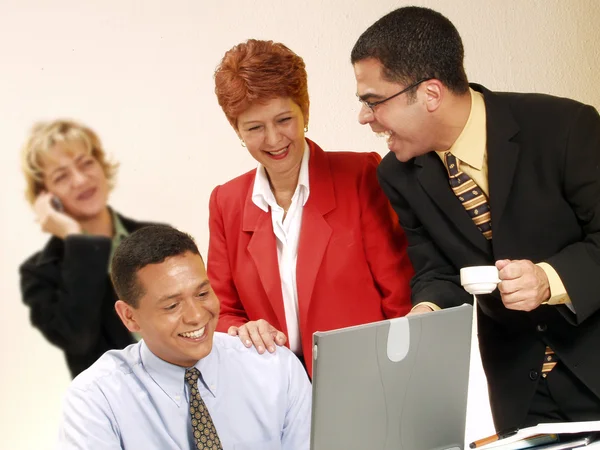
[407,303,436,316]
[228,319,287,354]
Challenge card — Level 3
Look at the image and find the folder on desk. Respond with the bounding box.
[477,421,600,449]
[535,434,596,449]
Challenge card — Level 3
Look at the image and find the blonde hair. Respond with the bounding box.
[21,119,119,204]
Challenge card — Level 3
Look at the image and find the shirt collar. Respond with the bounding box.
[108,209,130,273]
[251,140,311,212]
[436,88,487,170]
[111,210,129,245]
[195,340,219,398]
[140,338,220,408]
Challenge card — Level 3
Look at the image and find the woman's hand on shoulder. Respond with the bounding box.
[228,319,287,354]
[33,192,81,239]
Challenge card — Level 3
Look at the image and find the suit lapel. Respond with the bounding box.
[473,84,521,234]
[296,140,334,326]
[242,179,288,333]
[118,210,152,232]
[37,236,64,265]
[415,153,492,254]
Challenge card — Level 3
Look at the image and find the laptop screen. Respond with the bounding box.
[310,304,473,450]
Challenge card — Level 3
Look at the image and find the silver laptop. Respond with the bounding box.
[310,304,473,450]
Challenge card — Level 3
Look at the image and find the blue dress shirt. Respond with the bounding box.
[57,332,312,449]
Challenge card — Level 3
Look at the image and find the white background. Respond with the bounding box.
[1,0,599,448]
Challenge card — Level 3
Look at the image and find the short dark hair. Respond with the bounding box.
[111,225,201,307]
[351,6,469,94]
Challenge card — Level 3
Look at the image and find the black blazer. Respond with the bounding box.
[378,84,600,431]
[20,212,154,378]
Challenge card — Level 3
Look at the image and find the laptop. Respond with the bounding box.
[310,304,473,450]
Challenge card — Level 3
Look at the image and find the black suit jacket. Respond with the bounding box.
[378,84,600,431]
[20,212,154,378]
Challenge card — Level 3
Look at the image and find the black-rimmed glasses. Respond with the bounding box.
[359,78,432,112]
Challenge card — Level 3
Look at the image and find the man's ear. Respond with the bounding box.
[115,300,141,333]
[422,79,444,113]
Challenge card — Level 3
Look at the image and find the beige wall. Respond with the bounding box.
[1,0,598,448]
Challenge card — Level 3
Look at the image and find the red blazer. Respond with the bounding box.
[208,139,413,375]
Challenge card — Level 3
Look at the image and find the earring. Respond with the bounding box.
[240,139,246,148]
[304,125,308,133]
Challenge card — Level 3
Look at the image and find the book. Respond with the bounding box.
[475,421,600,449]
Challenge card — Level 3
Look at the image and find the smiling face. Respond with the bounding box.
[236,97,307,179]
[40,140,109,220]
[116,251,220,367]
[353,58,437,162]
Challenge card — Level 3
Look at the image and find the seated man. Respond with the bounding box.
[57,225,311,449]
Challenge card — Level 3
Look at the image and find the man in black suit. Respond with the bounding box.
[351,6,600,431]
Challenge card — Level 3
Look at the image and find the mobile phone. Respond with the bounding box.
[50,196,64,212]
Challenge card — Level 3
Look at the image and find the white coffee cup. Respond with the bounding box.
[460,266,500,295]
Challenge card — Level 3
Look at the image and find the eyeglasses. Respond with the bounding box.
[359,78,432,112]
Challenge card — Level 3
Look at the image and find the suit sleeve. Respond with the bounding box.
[19,236,112,355]
[208,185,250,331]
[359,153,413,318]
[545,104,600,324]
[378,167,472,310]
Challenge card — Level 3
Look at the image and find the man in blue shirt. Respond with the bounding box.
[57,225,312,449]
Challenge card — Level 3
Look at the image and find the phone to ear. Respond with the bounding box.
[50,196,64,212]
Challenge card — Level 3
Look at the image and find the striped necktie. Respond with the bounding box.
[444,152,492,240]
[185,368,223,450]
[542,347,558,377]
[445,153,558,375]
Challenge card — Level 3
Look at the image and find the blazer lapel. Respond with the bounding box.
[473,84,520,234]
[415,152,492,255]
[242,181,288,333]
[296,140,334,326]
[37,236,64,265]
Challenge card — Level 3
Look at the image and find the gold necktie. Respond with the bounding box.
[445,152,492,240]
[185,368,223,450]
[445,153,559,375]
[541,347,558,377]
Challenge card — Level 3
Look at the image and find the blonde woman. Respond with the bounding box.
[19,119,156,378]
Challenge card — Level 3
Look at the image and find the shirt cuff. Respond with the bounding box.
[537,262,571,306]
[411,302,441,312]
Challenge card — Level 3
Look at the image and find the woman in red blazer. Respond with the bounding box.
[210,39,413,375]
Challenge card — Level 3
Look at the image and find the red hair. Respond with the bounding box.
[214,39,309,130]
